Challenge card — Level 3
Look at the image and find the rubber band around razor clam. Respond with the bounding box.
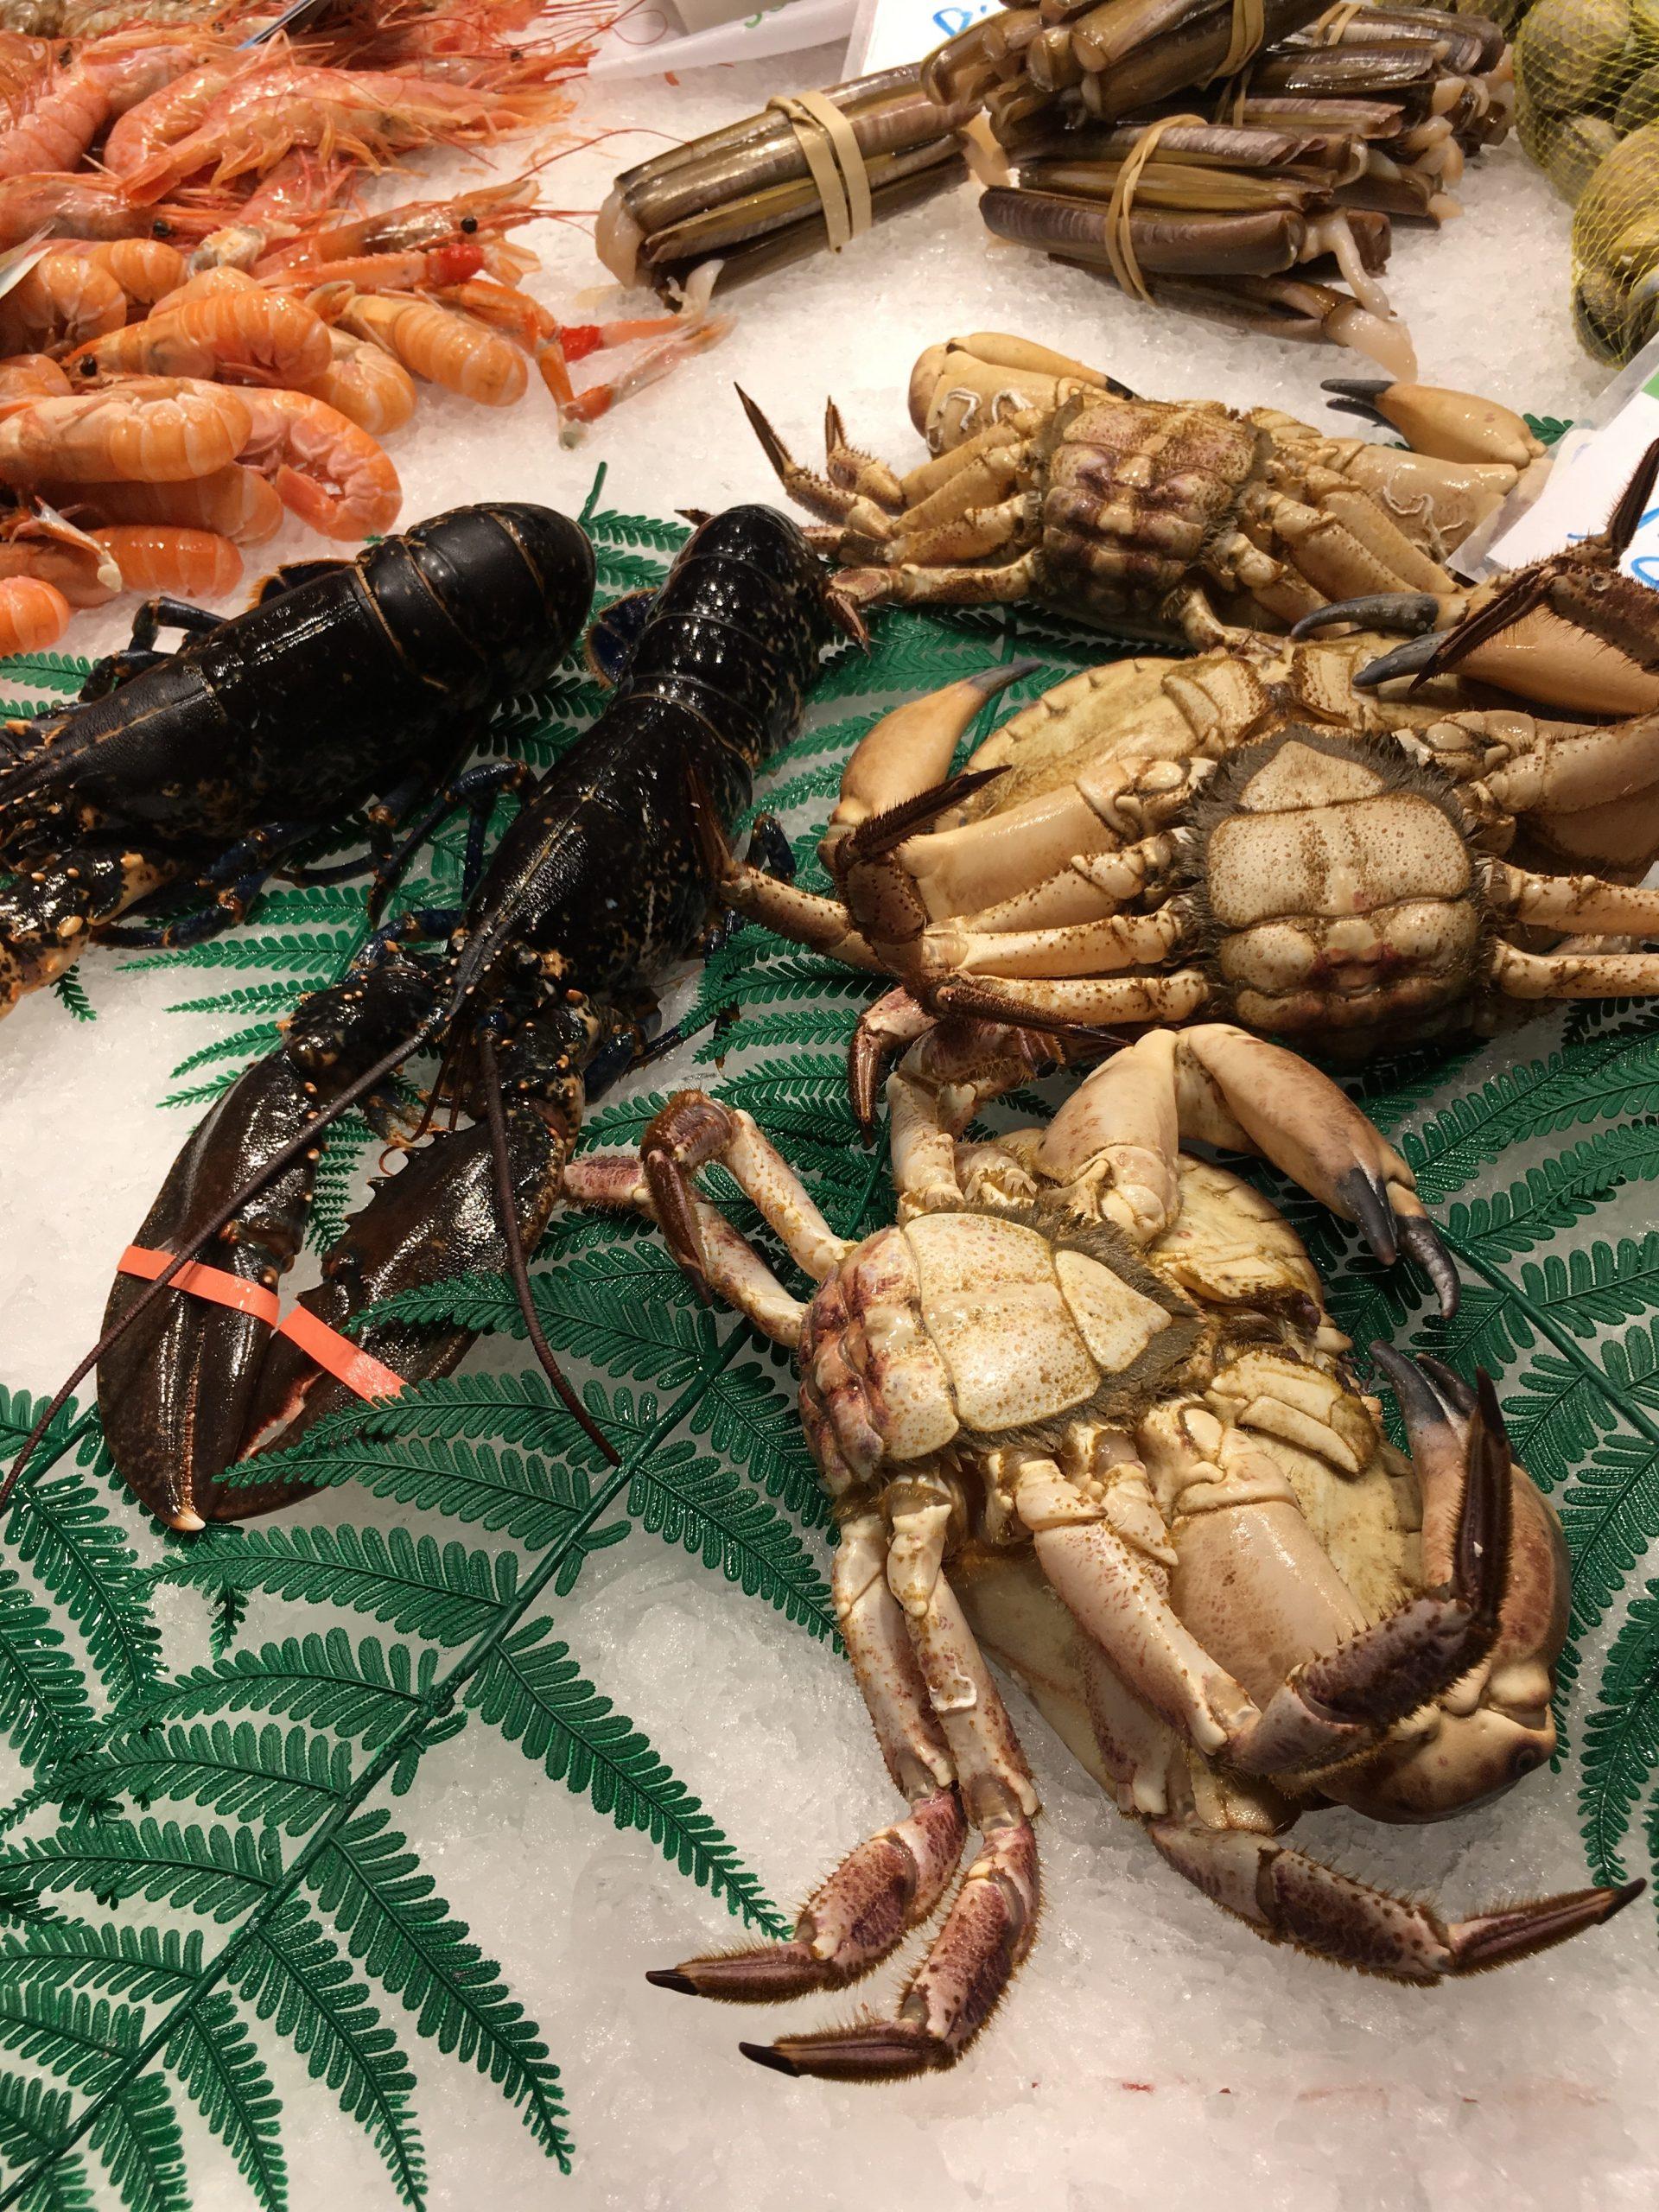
[1203,0,1267,83]
[118,1244,408,1402]
[1313,1,1371,43]
[764,90,874,253]
[1104,112,1207,305]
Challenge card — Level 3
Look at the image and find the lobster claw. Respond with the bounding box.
[238,1098,571,1463]
[98,945,436,1529]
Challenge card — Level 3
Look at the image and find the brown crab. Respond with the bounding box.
[715,566,1659,1082]
[740,332,1547,642]
[566,1025,1636,2080]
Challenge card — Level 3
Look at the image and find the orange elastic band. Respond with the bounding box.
[119,1243,280,1325]
[118,1244,407,1405]
[273,1302,406,1403]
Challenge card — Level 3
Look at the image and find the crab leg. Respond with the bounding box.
[1147,1819,1639,1980]
[1479,713,1659,819]
[886,1016,1068,1210]
[712,868,882,969]
[648,1515,968,2008]
[835,551,1046,614]
[1491,943,1659,1000]
[851,984,937,1130]
[747,1487,1041,2079]
[634,1091,850,1298]
[922,900,1194,981]
[1489,862,1659,935]
[941,834,1185,935]
[561,1153,810,1348]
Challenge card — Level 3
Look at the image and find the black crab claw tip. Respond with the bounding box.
[1398,1212,1460,1319]
[1354,631,1449,690]
[969,656,1043,697]
[1367,1341,1448,1429]
[740,2041,802,2076]
[645,1968,699,1996]
[1459,1370,1514,1625]
[1337,1166,1398,1267]
[1417,1352,1478,1418]
[1319,376,1394,423]
[1291,591,1443,641]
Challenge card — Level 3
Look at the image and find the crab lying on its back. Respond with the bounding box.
[568,1020,1636,2082]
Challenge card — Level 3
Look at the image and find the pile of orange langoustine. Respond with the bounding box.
[0,1,724,656]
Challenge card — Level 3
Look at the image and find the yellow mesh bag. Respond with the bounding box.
[1506,0,1659,358]
[1572,121,1659,359]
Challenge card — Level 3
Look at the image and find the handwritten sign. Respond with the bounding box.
[854,0,996,75]
[1483,369,1659,589]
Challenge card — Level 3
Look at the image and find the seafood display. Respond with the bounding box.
[0,8,720,653]
[744,333,1543,637]
[933,1,1512,366]
[0,0,1646,2151]
[595,9,1518,371]
[41,505,848,1529]
[0,500,596,1011]
[568,1037,1632,2075]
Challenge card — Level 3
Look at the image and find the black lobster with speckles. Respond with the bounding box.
[9,503,844,1529]
[0,503,597,1015]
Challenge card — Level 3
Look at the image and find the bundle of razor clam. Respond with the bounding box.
[595,65,981,300]
[921,0,1513,371]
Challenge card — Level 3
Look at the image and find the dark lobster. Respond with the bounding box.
[18,504,842,1529]
[0,504,596,1014]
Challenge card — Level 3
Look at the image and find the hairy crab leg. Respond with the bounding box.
[1489,863,1659,935]
[747,1488,1040,2081]
[637,1091,850,1298]
[570,1117,1044,2078]
[1148,1820,1641,1980]
[648,1516,968,2006]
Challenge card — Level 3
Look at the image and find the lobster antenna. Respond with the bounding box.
[0,1008,452,1518]
[477,1033,620,1465]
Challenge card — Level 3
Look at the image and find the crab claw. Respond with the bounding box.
[1229,1354,1510,1778]
[1320,378,1543,468]
[1290,590,1445,641]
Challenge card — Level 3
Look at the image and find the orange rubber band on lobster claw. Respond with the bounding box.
[118,1243,281,1325]
[273,1303,405,1403]
[118,1244,406,1404]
